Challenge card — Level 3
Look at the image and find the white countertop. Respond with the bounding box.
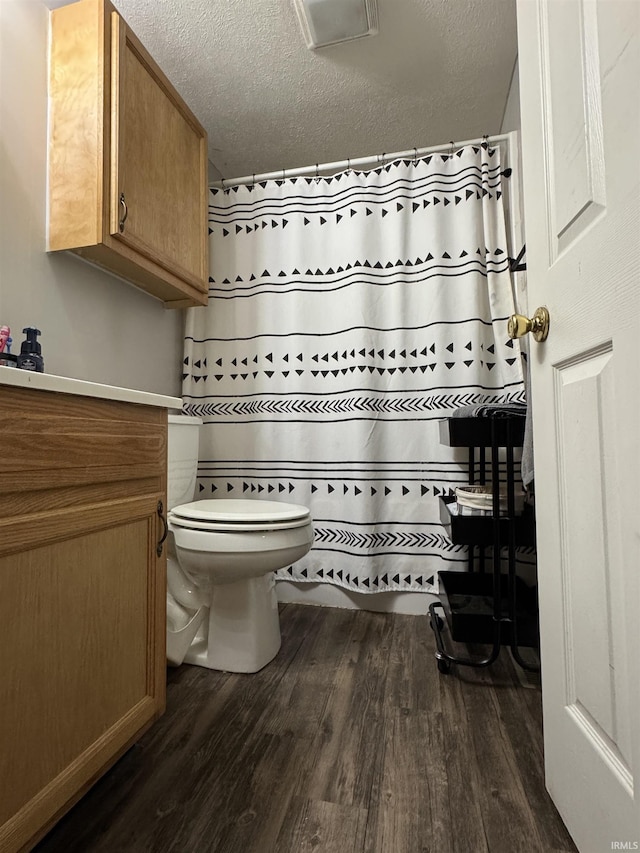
[0,366,182,409]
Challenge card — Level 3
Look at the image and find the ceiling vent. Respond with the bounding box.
[294,0,378,50]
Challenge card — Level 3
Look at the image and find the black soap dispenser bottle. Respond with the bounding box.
[17,327,44,372]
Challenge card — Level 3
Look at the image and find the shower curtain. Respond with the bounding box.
[182,144,524,594]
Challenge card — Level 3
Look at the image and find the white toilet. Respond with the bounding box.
[166,414,314,672]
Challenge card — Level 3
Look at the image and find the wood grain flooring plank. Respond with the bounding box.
[275,797,368,853]
[363,708,452,853]
[464,654,577,853]
[262,605,357,738]
[454,656,557,853]
[300,610,394,811]
[383,611,442,714]
[163,729,310,853]
[437,667,491,853]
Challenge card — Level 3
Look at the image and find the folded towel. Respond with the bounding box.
[521,362,535,486]
[451,402,526,419]
[450,397,534,486]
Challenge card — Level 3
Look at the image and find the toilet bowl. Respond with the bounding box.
[166,415,314,672]
[169,499,313,672]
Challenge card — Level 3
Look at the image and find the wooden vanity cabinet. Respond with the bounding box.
[48,0,209,308]
[0,387,167,852]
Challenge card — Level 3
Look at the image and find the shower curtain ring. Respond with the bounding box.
[449,140,455,157]
[413,147,418,165]
[315,163,320,182]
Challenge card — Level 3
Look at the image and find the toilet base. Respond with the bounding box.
[183,573,281,673]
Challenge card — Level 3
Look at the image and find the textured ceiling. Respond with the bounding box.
[50,0,518,180]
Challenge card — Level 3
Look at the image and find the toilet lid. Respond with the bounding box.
[169,499,311,525]
[168,515,312,532]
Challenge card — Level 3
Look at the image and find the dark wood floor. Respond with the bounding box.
[36,604,577,853]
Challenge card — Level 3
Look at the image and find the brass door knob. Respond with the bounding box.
[507,306,550,342]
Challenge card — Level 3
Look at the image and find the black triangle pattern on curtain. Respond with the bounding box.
[210,163,512,235]
[184,145,526,595]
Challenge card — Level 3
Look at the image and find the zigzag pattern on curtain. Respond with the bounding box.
[183,145,527,594]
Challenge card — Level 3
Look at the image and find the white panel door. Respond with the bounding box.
[517,1,640,850]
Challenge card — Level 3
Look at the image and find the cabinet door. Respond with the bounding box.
[0,496,165,852]
[109,12,208,293]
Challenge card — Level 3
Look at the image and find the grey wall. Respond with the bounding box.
[501,58,521,133]
[0,0,185,396]
[500,58,526,316]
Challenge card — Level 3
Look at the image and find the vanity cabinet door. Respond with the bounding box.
[0,388,167,853]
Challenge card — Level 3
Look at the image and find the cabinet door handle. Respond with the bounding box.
[156,500,168,557]
[119,192,128,233]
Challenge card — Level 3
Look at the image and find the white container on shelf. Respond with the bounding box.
[455,484,525,516]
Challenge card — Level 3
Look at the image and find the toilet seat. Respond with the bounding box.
[169,499,312,533]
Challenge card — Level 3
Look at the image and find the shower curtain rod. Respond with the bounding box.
[209,132,511,189]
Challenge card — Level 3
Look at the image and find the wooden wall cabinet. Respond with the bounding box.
[0,387,167,852]
[48,0,209,308]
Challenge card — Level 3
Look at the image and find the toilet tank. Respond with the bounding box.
[168,414,202,509]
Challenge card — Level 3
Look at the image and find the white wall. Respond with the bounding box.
[0,0,184,396]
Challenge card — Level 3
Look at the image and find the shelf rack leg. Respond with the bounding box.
[504,418,541,674]
[429,602,502,671]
